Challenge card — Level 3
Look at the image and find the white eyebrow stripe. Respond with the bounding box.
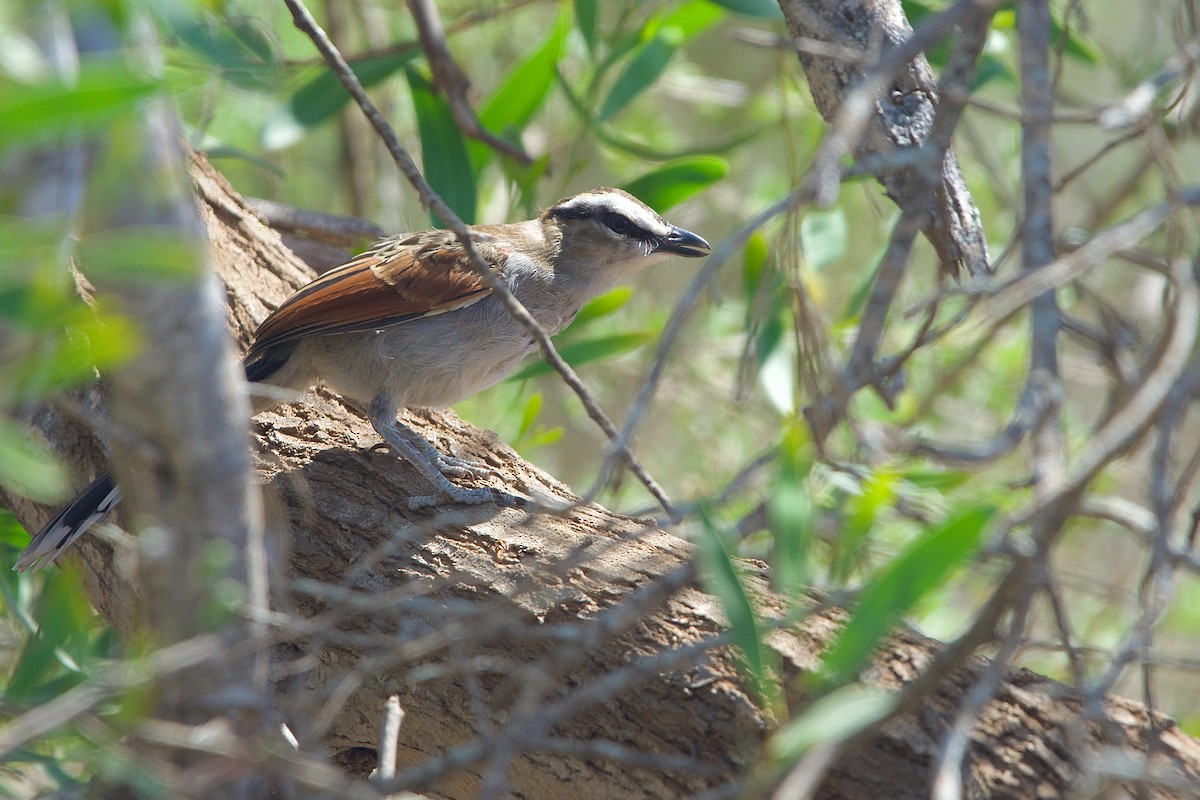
[558,192,671,235]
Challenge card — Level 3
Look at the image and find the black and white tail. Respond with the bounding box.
[14,474,121,572]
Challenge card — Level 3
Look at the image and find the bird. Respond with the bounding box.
[15,187,710,571]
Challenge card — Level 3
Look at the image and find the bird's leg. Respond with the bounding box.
[368,395,524,509]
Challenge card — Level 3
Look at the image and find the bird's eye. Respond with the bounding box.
[603,213,633,235]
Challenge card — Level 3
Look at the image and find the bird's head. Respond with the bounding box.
[543,188,710,280]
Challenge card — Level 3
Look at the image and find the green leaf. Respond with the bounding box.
[770,685,897,759]
[658,0,727,37]
[570,286,635,328]
[79,227,203,283]
[705,0,783,18]
[0,60,160,149]
[0,508,29,549]
[800,210,847,272]
[261,51,419,150]
[5,567,95,699]
[820,505,995,684]
[622,157,727,212]
[697,508,776,705]
[4,303,141,404]
[406,66,476,225]
[757,319,795,414]
[1049,11,1101,64]
[840,244,885,323]
[830,470,899,583]
[767,421,814,596]
[170,13,282,92]
[556,69,771,161]
[516,392,544,441]
[472,8,569,170]
[903,469,970,490]
[574,0,599,53]
[597,1,723,122]
[742,232,769,301]
[0,417,69,503]
[598,36,674,123]
[972,52,1016,90]
[507,330,655,382]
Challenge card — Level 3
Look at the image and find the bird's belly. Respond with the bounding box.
[302,305,543,409]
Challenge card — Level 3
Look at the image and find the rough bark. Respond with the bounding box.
[778,0,991,278]
[4,153,1200,799]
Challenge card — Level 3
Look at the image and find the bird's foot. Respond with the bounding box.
[402,432,502,481]
[427,450,501,481]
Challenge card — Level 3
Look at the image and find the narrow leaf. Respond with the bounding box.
[406,66,476,225]
[516,392,544,441]
[574,0,599,53]
[507,331,654,382]
[821,505,995,683]
[472,8,569,170]
[800,210,847,272]
[622,157,727,212]
[0,61,160,148]
[570,286,634,328]
[261,51,419,150]
[598,35,675,122]
[697,509,776,704]
[706,0,783,18]
[770,685,897,759]
[767,421,814,595]
[0,417,68,502]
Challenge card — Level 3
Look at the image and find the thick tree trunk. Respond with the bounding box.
[4,153,1200,799]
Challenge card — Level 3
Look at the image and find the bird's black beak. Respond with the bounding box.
[660,226,711,258]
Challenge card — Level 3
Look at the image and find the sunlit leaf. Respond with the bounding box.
[170,13,281,91]
[770,685,897,759]
[5,566,95,699]
[517,392,544,441]
[79,227,203,282]
[507,330,655,382]
[706,0,783,18]
[820,505,995,684]
[5,305,142,403]
[574,0,599,53]
[622,157,726,212]
[800,210,847,272]
[0,60,160,148]
[472,8,569,170]
[0,417,68,503]
[767,421,814,595]
[698,508,777,705]
[406,66,476,225]
[742,232,769,301]
[757,332,794,414]
[830,470,899,583]
[557,69,771,161]
[658,0,727,37]
[261,51,419,150]
[598,1,723,122]
[599,37,674,123]
[570,286,635,328]
[903,469,970,490]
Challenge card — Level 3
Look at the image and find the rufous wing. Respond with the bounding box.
[250,230,506,351]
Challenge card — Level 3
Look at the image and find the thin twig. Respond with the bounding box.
[406,0,532,165]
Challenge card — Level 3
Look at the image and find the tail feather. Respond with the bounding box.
[16,350,295,571]
[14,473,121,572]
